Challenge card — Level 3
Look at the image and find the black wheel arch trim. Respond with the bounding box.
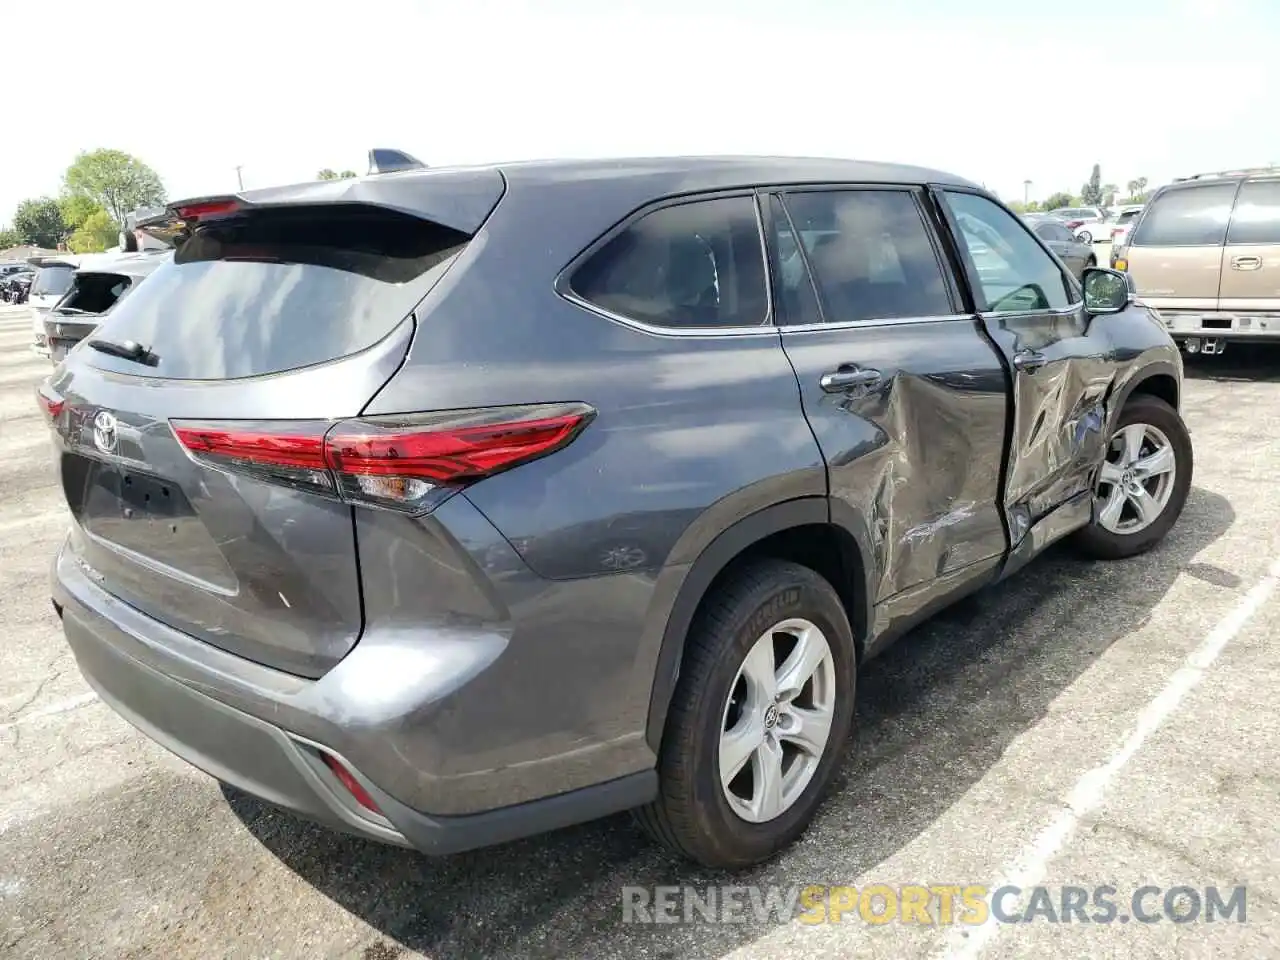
[1109,360,1181,431]
[643,496,875,751]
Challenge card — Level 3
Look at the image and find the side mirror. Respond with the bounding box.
[1082,267,1131,314]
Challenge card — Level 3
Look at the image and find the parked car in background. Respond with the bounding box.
[43,155,1191,870]
[44,251,172,363]
[1107,205,1145,248]
[119,206,171,253]
[1048,205,1111,243]
[2,268,34,303]
[1113,166,1280,356]
[28,257,81,356]
[1021,214,1097,278]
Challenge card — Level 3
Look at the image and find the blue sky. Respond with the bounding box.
[4,0,1277,224]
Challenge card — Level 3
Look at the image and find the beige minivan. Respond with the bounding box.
[1113,167,1280,355]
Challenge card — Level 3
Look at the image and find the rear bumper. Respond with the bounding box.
[1156,310,1280,341]
[52,538,656,855]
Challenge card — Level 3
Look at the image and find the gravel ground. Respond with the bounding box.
[1,302,1278,959]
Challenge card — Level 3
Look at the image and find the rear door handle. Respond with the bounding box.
[820,366,882,393]
[1231,255,1262,271]
[1012,349,1047,372]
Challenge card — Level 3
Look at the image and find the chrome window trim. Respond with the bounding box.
[780,313,974,334]
[978,304,1082,320]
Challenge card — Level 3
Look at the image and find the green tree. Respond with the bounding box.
[63,149,166,226]
[317,169,358,180]
[67,210,121,253]
[13,197,66,248]
[1081,164,1103,205]
[1125,177,1149,203]
[1102,183,1119,206]
[0,226,20,249]
[1043,191,1076,211]
[339,169,358,179]
[59,194,104,232]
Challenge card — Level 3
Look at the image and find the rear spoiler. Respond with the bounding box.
[140,147,500,245]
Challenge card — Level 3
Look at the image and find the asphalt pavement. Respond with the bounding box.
[2,297,1279,959]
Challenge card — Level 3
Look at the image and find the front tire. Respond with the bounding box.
[634,560,857,869]
[1073,394,1192,560]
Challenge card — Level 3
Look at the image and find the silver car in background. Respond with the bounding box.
[1022,214,1097,278]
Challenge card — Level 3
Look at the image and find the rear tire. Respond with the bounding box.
[1073,394,1192,560]
[1078,229,1093,244]
[634,559,857,869]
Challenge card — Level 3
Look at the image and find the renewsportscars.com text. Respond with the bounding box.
[621,884,1247,926]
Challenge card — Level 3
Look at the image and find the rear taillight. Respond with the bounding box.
[1066,219,1084,229]
[36,383,64,421]
[174,199,241,220]
[171,403,594,514]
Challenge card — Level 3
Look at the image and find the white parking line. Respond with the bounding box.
[937,555,1280,960]
[0,692,99,733]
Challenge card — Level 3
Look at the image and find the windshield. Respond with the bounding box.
[30,265,75,298]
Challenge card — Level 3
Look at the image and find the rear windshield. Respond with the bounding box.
[30,265,75,297]
[56,272,132,316]
[1130,184,1237,246]
[86,208,469,380]
[1116,209,1141,224]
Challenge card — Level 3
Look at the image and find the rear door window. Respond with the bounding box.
[778,189,953,322]
[1130,184,1237,246]
[1225,180,1280,244]
[86,208,469,380]
[570,195,768,329]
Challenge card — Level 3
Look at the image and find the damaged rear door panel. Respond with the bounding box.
[938,188,1113,562]
[764,187,1011,635]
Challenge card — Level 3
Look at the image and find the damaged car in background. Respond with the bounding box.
[44,251,171,363]
[42,154,1193,870]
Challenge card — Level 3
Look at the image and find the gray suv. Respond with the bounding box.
[42,157,1191,869]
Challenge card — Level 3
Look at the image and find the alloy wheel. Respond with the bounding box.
[1095,422,1177,535]
[718,617,836,823]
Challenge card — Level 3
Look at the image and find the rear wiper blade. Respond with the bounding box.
[87,338,160,367]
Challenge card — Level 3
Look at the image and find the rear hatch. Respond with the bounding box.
[1122,181,1238,311]
[44,184,501,677]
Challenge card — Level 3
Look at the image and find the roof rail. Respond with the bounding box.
[1173,165,1280,182]
[367,148,427,175]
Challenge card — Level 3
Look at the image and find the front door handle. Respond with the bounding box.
[1012,349,1047,372]
[1231,255,1262,271]
[820,366,882,393]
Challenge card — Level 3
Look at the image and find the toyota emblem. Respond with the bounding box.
[93,410,119,454]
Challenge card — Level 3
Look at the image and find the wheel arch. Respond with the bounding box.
[1110,363,1180,433]
[644,498,874,751]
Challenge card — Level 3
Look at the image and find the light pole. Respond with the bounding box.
[235,165,244,190]
[1023,179,1032,205]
